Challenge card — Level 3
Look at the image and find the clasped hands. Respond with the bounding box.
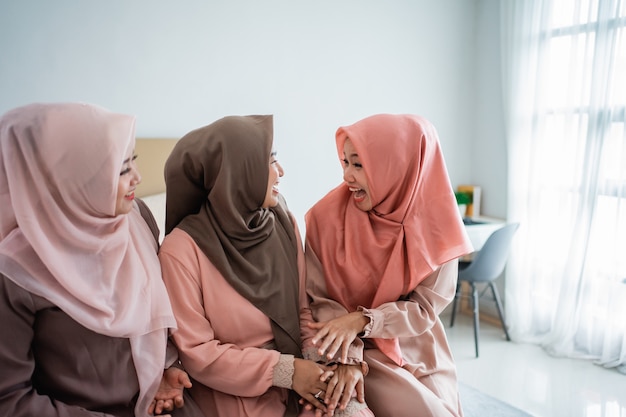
[301,312,369,416]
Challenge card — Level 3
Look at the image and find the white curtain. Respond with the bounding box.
[501,0,626,373]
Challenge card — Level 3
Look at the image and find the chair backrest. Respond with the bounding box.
[458,222,520,283]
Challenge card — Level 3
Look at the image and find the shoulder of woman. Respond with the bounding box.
[159,228,201,259]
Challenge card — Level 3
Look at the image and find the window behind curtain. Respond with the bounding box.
[503,0,626,371]
[542,0,626,278]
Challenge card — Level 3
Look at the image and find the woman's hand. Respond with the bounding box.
[308,311,369,362]
[149,366,192,415]
[292,358,335,413]
[322,364,365,416]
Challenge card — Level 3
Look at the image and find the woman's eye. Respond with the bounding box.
[341,158,349,166]
[120,154,138,175]
[354,163,362,169]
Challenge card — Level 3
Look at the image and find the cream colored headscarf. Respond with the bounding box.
[0,103,177,417]
[305,114,473,365]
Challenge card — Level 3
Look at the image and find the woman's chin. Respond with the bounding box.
[354,199,372,212]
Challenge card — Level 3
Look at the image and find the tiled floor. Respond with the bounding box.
[441,307,626,417]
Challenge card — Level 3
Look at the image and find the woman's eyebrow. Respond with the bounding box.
[270,151,278,157]
[122,153,138,164]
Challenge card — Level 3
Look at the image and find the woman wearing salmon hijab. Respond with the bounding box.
[305,114,473,417]
[158,115,373,417]
[0,102,204,417]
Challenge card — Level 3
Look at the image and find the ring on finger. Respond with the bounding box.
[314,390,323,400]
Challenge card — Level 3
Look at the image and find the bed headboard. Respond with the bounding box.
[134,138,179,198]
[134,138,179,242]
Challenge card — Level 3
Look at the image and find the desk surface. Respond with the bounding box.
[463,216,505,252]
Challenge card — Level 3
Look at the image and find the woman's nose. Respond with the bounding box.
[343,166,353,183]
[132,165,142,185]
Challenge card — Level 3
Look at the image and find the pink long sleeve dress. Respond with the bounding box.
[160,218,362,417]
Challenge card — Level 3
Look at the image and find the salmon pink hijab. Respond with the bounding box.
[0,103,177,417]
[305,114,472,365]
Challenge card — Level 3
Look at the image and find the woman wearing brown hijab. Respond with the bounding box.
[159,115,359,417]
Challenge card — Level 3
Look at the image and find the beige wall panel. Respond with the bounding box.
[134,138,178,197]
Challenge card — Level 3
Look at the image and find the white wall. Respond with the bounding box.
[0,0,507,230]
[473,1,507,218]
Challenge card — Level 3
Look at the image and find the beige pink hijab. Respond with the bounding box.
[0,103,177,417]
[305,114,472,365]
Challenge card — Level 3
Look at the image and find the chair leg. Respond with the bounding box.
[489,282,511,341]
[449,282,461,327]
[471,283,480,357]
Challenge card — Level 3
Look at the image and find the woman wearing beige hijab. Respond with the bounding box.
[305,114,473,417]
[0,102,204,417]
[159,115,372,417]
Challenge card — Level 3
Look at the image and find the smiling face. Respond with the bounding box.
[342,138,372,212]
[115,149,141,216]
[261,150,284,208]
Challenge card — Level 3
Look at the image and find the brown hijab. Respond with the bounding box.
[164,115,302,358]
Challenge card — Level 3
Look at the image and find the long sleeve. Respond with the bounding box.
[159,229,283,398]
[305,240,459,360]
[0,274,125,417]
[304,241,366,364]
[359,259,458,339]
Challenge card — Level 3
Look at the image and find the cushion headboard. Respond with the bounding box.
[134,138,179,198]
